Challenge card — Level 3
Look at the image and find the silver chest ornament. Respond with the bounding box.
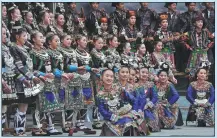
[106,95,120,113]
[60,47,78,66]
[76,49,91,65]
[26,58,33,71]
[196,91,207,98]
[158,90,165,97]
[53,51,64,70]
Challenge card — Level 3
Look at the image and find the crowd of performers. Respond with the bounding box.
[1,2,215,136]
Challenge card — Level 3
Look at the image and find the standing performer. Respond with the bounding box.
[2,26,18,133]
[90,36,106,129]
[136,3,157,53]
[36,4,56,36]
[54,3,66,38]
[164,2,184,72]
[154,63,179,129]
[186,61,214,127]
[7,3,21,33]
[110,3,127,34]
[29,31,53,136]
[10,21,41,136]
[154,12,181,72]
[120,10,142,52]
[74,35,98,134]
[86,2,109,36]
[57,34,85,133]
[104,35,121,73]
[181,16,214,74]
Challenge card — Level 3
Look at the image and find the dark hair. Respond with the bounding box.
[75,34,86,45]
[192,68,208,81]
[101,69,114,76]
[107,35,117,45]
[154,40,162,47]
[60,34,70,41]
[37,11,48,23]
[139,66,149,71]
[11,28,27,42]
[45,32,57,48]
[118,66,130,73]
[93,36,102,43]
[54,13,64,20]
[31,31,42,44]
[8,7,19,22]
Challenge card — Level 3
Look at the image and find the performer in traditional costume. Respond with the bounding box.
[2,26,18,133]
[54,3,66,38]
[21,4,39,41]
[86,2,109,36]
[9,21,41,136]
[90,36,106,129]
[110,3,127,34]
[36,4,56,36]
[97,69,146,136]
[181,16,214,74]
[134,67,160,132]
[99,17,110,50]
[150,41,177,84]
[121,42,139,69]
[7,3,22,33]
[104,35,121,73]
[154,12,181,72]
[136,3,157,53]
[65,3,87,38]
[57,34,86,133]
[74,35,98,134]
[186,60,214,127]
[120,10,142,52]
[154,63,179,129]
[29,31,53,136]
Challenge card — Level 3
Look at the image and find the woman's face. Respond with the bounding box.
[34,32,45,47]
[129,16,136,25]
[197,69,207,81]
[25,12,33,24]
[43,12,51,25]
[94,38,104,50]
[129,69,136,84]
[62,35,72,47]
[195,20,203,29]
[2,28,7,44]
[158,71,168,83]
[2,6,7,18]
[77,36,87,49]
[109,37,119,48]
[102,70,114,85]
[16,32,28,45]
[57,14,65,26]
[50,35,60,49]
[160,20,168,28]
[124,43,131,53]
[12,8,21,21]
[118,67,129,81]
[139,68,149,81]
[155,41,163,52]
[138,44,146,55]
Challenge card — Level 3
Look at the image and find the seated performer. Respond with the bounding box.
[186,60,214,127]
[97,69,146,136]
[154,63,180,129]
